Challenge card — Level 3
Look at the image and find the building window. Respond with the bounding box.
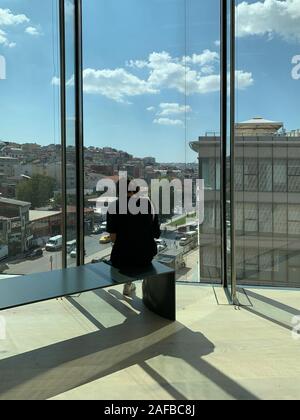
[244,203,258,233]
[274,159,287,192]
[259,204,273,234]
[259,159,272,192]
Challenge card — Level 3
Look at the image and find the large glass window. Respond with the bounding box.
[235,0,300,287]
[82,0,221,283]
[2,0,298,294]
[0,0,62,276]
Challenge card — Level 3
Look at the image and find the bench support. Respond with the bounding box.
[143,272,176,321]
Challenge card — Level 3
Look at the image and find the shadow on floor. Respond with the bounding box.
[242,289,299,331]
[0,290,259,401]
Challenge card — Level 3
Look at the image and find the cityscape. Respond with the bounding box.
[0,139,199,279]
[0,0,300,402]
[2,116,300,289]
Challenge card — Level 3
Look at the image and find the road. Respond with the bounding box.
[3,234,112,276]
[2,230,185,276]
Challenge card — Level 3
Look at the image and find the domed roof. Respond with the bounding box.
[236,117,283,135]
[239,117,282,126]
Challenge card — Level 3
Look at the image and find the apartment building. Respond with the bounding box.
[190,118,300,287]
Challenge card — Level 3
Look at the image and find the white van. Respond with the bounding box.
[46,235,63,252]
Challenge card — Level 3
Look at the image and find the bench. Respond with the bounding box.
[0,261,176,321]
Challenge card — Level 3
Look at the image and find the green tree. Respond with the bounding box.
[16,174,56,209]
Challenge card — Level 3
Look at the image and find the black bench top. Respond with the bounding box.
[0,261,174,312]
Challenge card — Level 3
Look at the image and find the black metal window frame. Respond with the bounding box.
[59,0,84,269]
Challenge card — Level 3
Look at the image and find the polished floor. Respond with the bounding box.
[0,283,299,400]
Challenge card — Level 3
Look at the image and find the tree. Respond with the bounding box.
[16,174,56,209]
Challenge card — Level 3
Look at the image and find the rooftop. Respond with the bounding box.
[236,116,283,136]
[237,117,283,126]
[0,197,31,208]
[0,157,18,161]
[29,210,62,222]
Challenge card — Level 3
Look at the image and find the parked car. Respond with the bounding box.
[155,239,167,253]
[26,248,43,259]
[100,222,107,231]
[93,225,106,235]
[92,225,101,234]
[99,234,111,244]
[175,232,185,241]
[70,248,86,258]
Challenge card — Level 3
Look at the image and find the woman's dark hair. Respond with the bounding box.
[116,177,140,197]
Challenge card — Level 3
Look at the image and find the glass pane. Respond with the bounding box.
[235,0,300,288]
[0,0,62,276]
[186,0,221,284]
[82,0,221,283]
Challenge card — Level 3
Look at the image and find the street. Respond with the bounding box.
[3,234,112,276]
[2,228,195,276]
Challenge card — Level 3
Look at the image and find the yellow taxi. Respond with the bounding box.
[99,234,111,244]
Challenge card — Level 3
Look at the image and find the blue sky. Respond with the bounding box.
[0,0,299,162]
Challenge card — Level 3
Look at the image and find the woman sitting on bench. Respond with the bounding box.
[106,178,161,296]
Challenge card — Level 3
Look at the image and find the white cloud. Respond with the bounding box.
[158,103,192,116]
[144,51,216,95]
[153,118,184,127]
[25,26,41,37]
[147,106,156,112]
[82,68,159,103]
[53,49,253,102]
[0,28,15,47]
[0,8,40,47]
[144,51,226,95]
[201,65,216,75]
[236,70,254,89]
[127,59,148,69]
[236,0,300,41]
[128,49,221,95]
[184,49,219,66]
[215,40,221,47]
[0,8,29,26]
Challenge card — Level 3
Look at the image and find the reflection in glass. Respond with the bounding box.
[235,0,300,287]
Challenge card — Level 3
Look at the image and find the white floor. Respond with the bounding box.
[0,284,299,400]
